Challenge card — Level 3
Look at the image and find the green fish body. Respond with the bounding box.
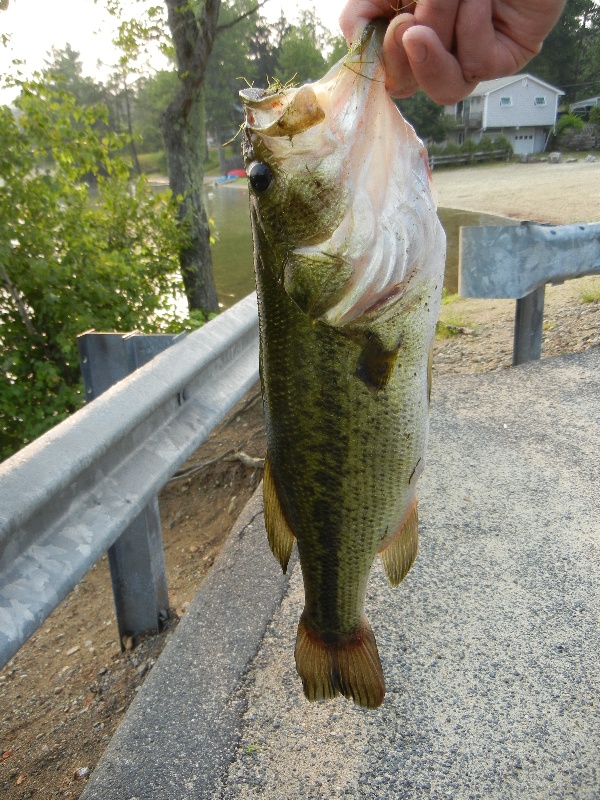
[240,22,446,708]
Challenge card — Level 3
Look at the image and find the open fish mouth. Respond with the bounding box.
[240,21,443,328]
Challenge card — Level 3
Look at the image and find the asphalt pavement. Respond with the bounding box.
[82,348,599,800]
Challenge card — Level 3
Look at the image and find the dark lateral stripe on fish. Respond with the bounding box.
[295,613,385,709]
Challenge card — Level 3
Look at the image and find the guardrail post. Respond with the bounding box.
[77,331,184,646]
[512,285,546,366]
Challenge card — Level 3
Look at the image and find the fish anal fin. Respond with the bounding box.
[379,500,419,587]
[263,455,295,574]
[295,614,385,709]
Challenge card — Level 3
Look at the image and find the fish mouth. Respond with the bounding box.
[241,20,444,330]
[239,21,387,139]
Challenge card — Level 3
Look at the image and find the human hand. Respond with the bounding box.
[339,0,566,104]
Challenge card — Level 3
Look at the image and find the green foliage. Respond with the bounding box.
[137,149,168,174]
[134,70,179,152]
[275,10,329,85]
[556,113,585,135]
[589,105,600,124]
[0,77,188,460]
[205,0,261,142]
[42,44,107,109]
[395,91,450,143]
[527,1,600,102]
[427,134,513,161]
[327,35,349,67]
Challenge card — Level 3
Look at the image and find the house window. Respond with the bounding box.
[500,96,512,107]
[534,96,546,106]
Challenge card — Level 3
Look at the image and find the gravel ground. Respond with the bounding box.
[211,351,600,800]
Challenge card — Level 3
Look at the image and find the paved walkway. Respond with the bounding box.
[82,349,599,800]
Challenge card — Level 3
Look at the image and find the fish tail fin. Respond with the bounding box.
[263,455,295,573]
[379,500,419,587]
[295,613,385,709]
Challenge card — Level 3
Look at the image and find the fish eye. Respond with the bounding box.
[248,161,273,192]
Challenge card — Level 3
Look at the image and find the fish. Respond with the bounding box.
[240,20,446,709]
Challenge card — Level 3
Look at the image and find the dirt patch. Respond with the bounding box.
[433,158,600,224]
[1,160,599,798]
[434,275,600,375]
[0,390,266,799]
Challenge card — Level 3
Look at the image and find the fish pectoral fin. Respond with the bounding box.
[379,500,419,587]
[355,335,399,392]
[263,455,296,574]
[295,614,385,709]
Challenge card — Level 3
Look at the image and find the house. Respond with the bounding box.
[444,74,564,155]
[570,96,600,116]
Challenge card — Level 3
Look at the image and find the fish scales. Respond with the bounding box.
[241,21,446,708]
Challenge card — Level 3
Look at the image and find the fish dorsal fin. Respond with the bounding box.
[295,613,385,709]
[379,500,419,587]
[263,455,296,573]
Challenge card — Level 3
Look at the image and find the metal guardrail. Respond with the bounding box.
[459,222,600,364]
[0,293,260,670]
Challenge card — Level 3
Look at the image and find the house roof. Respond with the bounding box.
[466,73,564,98]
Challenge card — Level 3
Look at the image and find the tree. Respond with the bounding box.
[42,44,107,108]
[276,10,328,85]
[205,0,261,152]
[527,1,600,101]
[247,12,287,86]
[395,91,450,143]
[109,0,252,313]
[158,0,222,313]
[0,77,186,460]
[134,69,180,153]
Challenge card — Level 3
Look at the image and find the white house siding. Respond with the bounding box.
[484,77,559,130]
[444,74,563,153]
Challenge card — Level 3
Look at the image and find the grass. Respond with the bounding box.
[580,287,600,303]
[436,298,478,339]
[441,289,460,305]
[436,318,477,339]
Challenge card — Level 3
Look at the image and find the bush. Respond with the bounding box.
[0,78,189,460]
[556,113,584,136]
[589,105,600,126]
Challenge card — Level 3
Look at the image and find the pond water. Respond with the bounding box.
[205,183,509,310]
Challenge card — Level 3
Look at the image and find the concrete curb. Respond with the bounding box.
[81,488,291,800]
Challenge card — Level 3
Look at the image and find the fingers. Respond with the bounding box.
[339,0,409,44]
[455,0,548,82]
[402,25,479,104]
[383,14,419,97]
[412,0,461,50]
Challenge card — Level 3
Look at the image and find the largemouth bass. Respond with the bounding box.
[240,20,446,709]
